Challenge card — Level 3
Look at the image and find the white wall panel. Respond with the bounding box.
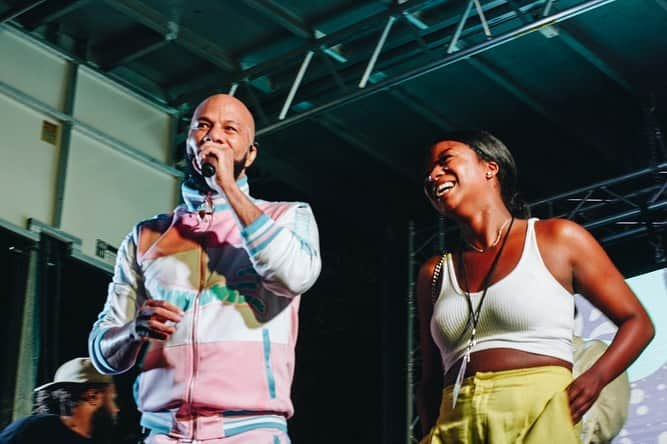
[0,94,60,227]
[74,68,172,163]
[0,29,68,110]
[60,129,179,257]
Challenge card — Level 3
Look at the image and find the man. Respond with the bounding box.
[88,94,321,443]
[0,357,118,444]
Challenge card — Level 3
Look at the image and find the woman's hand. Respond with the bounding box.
[566,369,604,424]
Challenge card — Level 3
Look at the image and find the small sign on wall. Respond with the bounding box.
[41,120,59,145]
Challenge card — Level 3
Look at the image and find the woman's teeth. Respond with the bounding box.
[436,181,455,197]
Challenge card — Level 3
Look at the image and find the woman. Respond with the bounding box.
[417,131,653,443]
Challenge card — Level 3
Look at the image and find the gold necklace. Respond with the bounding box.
[465,217,512,253]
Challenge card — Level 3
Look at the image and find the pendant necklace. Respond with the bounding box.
[464,217,512,253]
[451,217,515,408]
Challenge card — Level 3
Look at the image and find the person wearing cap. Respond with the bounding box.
[0,357,119,444]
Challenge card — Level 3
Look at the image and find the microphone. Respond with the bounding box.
[201,135,216,177]
[201,162,216,178]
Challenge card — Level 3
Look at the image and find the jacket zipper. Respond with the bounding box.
[185,195,212,441]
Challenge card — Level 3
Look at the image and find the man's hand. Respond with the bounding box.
[199,143,236,193]
[566,369,604,424]
[132,299,183,342]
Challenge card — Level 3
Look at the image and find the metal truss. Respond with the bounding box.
[116,0,625,143]
[248,0,623,137]
[405,161,666,442]
[529,164,667,248]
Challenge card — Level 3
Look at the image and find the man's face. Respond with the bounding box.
[186,94,257,180]
[91,385,118,441]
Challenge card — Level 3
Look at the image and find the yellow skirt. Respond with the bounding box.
[421,366,581,444]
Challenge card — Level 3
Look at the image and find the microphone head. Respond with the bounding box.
[201,162,216,178]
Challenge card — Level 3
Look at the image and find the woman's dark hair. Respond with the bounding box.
[33,383,108,416]
[429,130,530,218]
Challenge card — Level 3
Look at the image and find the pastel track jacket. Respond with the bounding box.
[88,177,321,441]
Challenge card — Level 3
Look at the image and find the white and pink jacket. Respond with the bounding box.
[88,177,321,441]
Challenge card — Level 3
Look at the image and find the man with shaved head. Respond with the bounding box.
[88,94,321,443]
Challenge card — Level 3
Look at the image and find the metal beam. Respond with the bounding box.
[359,16,397,88]
[94,30,170,70]
[20,0,90,30]
[240,0,350,69]
[317,49,348,92]
[52,62,78,228]
[103,0,239,72]
[0,0,47,24]
[279,50,314,120]
[224,1,536,120]
[242,0,313,40]
[170,0,446,106]
[556,25,633,93]
[472,0,492,37]
[531,162,667,207]
[448,0,475,53]
[239,0,447,81]
[507,1,633,93]
[255,0,619,136]
[582,201,667,230]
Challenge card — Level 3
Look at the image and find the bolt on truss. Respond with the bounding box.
[405,161,666,442]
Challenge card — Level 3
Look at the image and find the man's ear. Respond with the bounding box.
[245,144,258,168]
[84,389,100,406]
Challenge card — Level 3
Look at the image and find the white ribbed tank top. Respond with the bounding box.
[430,218,574,373]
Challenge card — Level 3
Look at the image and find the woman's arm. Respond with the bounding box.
[416,255,445,436]
[545,219,654,423]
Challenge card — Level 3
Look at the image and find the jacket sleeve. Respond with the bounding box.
[88,227,145,374]
[240,202,321,298]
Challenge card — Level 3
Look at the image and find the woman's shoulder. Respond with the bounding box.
[419,254,444,275]
[416,253,450,305]
[534,217,589,243]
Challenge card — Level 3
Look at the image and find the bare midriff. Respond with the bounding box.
[443,348,572,387]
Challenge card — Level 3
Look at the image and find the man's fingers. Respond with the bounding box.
[146,319,176,335]
[200,149,219,165]
[137,307,182,324]
[151,306,183,323]
[145,299,184,314]
[136,300,183,341]
[135,319,176,342]
[136,326,169,341]
[199,146,233,165]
